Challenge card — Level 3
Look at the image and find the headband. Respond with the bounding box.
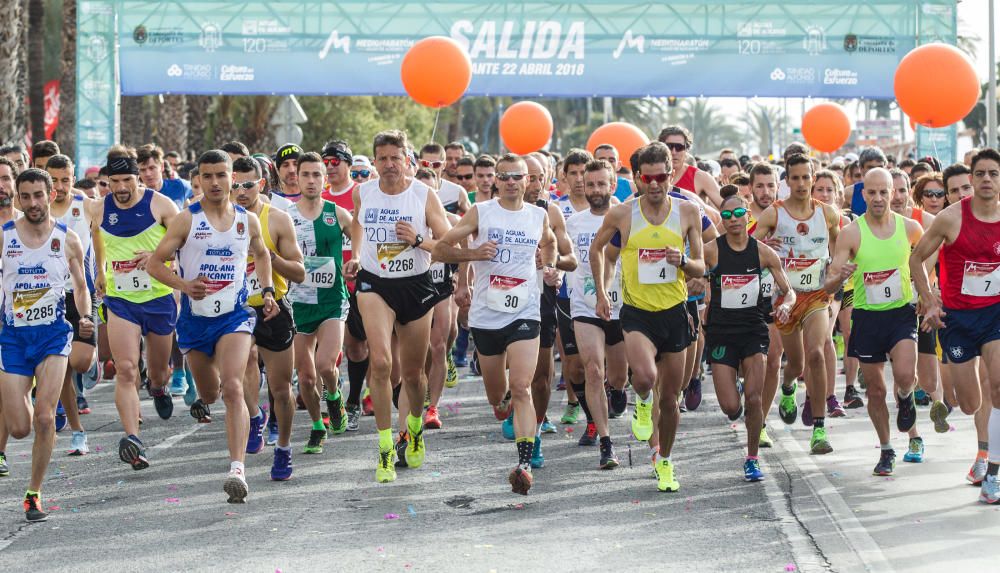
[107,157,139,176]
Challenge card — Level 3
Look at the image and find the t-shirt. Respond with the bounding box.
[158,178,193,210]
[613,177,633,203]
[850,181,866,215]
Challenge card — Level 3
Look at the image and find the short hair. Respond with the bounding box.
[136,143,164,164]
[888,167,910,190]
[415,168,436,181]
[15,167,53,193]
[496,153,525,169]
[970,148,1000,172]
[44,154,73,171]
[296,151,324,171]
[456,156,475,168]
[107,144,137,162]
[720,192,747,209]
[912,173,945,206]
[584,159,616,186]
[165,151,181,161]
[593,143,618,157]
[372,130,409,155]
[748,162,777,187]
[858,146,887,166]
[909,162,933,180]
[31,140,60,159]
[562,149,592,173]
[785,153,813,173]
[232,156,262,178]
[473,155,496,171]
[444,141,465,153]
[220,141,250,157]
[76,178,97,191]
[782,142,809,159]
[942,162,971,186]
[197,149,232,169]
[656,125,692,148]
[729,172,750,187]
[0,156,19,177]
[0,143,29,164]
[898,158,916,169]
[814,169,844,194]
[719,184,740,200]
[636,142,671,171]
[420,143,445,157]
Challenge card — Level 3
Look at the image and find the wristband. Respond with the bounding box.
[261,286,276,297]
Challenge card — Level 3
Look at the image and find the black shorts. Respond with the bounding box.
[252,298,296,352]
[685,299,702,341]
[848,305,917,364]
[573,316,625,346]
[66,291,97,346]
[938,303,1000,364]
[356,269,436,325]
[917,317,936,355]
[345,290,367,342]
[620,303,692,361]
[471,319,540,357]
[430,276,454,306]
[556,297,578,355]
[762,296,774,325]
[539,285,558,349]
[705,329,769,369]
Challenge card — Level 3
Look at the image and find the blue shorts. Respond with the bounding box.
[848,305,917,364]
[104,294,178,336]
[177,306,255,357]
[0,322,73,377]
[938,303,1000,364]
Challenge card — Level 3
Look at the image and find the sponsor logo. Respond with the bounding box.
[167,64,182,77]
[824,68,859,86]
[198,221,210,230]
[804,26,826,56]
[236,221,245,236]
[364,208,378,225]
[108,213,118,225]
[796,222,810,236]
[950,346,964,359]
[843,35,896,54]
[219,65,255,82]
[319,30,352,59]
[711,345,726,360]
[994,242,1000,256]
[51,238,60,253]
[206,247,234,257]
[323,213,337,226]
[488,227,504,244]
[613,30,645,59]
[769,67,786,81]
[88,36,108,63]
[200,22,223,52]
[72,207,80,218]
[167,64,213,80]
[18,265,47,275]
[132,25,182,46]
[133,25,148,44]
[518,322,531,332]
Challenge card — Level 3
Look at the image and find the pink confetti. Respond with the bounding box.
[376,547,385,553]
[94,446,103,452]
[566,427,574,433]
[729,423,738,430]
[225,512,237,516]
[48,506,61,511]
[166,484,179,491]
[165,498,181,504]
[384,513,400,520]
[514,503,524,510]
[275,569,282,573]
[785,565,797,572]
[631,500,641,504]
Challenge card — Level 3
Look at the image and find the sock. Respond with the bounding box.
[276,444,291,452]
[392,384,401,409]
[897,389,912,400]
[655,451,671,463]
[988,408,1000,463]
[516,438,533,470]
[347,358,368,406]
[638,391,653,405]
[988,462,999,477]
[814,417,825,429]
[407,413,422,436]
[599,435,612,447]
[881,443,893,451]
[25,489,39,498]
[570,383,593,422]
[979,440,990,457]
[325,389,342,403]
[230,461,245,473]
[311,419,325,431]
[781,384,795,395]
[762,422,767,429]
[746,455,759,461]
[378,428,393,451]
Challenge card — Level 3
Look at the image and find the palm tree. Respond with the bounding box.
[58,0,76,157]
[0,0,26,143]
[240,96,275,153]
[28,0,45,143]
[678,99,740,155]
[156,95,188,156]
[186,96,211,157]
[120,96,149,147]
[744,103,786,157]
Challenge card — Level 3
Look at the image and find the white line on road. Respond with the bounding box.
[151,423,206,451]
[760,459,830,573]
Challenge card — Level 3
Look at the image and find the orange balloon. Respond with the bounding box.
[894,43,979,128]
[401,37,471,108]
[586,122,649,164]
[801,103,851,153]
[500,102,553,154]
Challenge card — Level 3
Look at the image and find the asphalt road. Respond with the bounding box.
[0,364,997,573]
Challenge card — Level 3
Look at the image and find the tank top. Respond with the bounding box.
[176,203,250,318]
[56,194,94,292]
[939,197,1000,310]
[246,203,288,306]
[438,180,465,214]
[1,221,70,329]
[620,197,687,311]
[705,235,767,333]
[100,189,172,303]
[566,210,622,320]
[358,179,431,279]
[674,164,698,194]
[851,214,913,311]
[773,199,829,293]
[468,199,546,329]
[556,196,585,299]
[286,200,348,309]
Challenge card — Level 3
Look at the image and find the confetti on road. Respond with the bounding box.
[384,513,400,520]
[165,498,181,504]
[407,505,416,516]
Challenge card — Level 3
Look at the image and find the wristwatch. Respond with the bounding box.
[680,253,688,268]
[412,234,424,248]
[261,286,276,297]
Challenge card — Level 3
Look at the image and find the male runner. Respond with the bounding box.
[1,168,93,521]
[453,156,477,197]
[472,155,497,204]
[0,157,19,477]
[147,150,278,503]
[320,140,356,204]
[420,143,471,214]
[273,144,303,203]
[590,142,706,492]
[137,144,193,210]
[441,142,466,186]
[593,144,637,202]
[30,140,60,169]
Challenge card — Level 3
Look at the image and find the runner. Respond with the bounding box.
[434,152,556,494]
[147,149,278,503]
[441,142,466,186]
[472,155,497,204]
[136,144,193,210]
[420,143,472,214]
[424,208,462,430]
[658,125,723,207]
[825,168,923,476]
[94,145,180,471]
[231,156,305,480]
[1,168,93,521]
[590,142,706,492]
[0,157,18,477]
[593,144,637,202]
[273,144,303,203]
[344,130,452,483]
[909,148,1000,504]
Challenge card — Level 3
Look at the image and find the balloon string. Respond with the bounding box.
[930,128,940,166]
[430,108,442,143]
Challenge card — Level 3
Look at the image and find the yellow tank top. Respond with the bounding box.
[247,203,288,306]
[621,196,688,311]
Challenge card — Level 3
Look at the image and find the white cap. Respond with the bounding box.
[844,152,859,163]
[352,155,372,168]
[705,160,721,177]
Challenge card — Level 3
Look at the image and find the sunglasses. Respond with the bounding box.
[421,160,444,169]
[720,207,748,219]
[323,157,344,167]
[497,172,526,182]
[98,181,109,187]
[664,142,688,153]
[923,189,946,198]
[351,169,371,179]
[720,159,739,168]
[231,181,257,190]
[455,173,474,181]
[640,173,670,184]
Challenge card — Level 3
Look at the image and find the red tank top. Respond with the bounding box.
[674,164,698,193]
[939,198,1000,310]
[910,207,924,226]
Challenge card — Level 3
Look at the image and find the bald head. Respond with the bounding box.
[864,167,893,190]
[862,167,894,216]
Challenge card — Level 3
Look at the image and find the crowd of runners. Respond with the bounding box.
[0,125,998,522]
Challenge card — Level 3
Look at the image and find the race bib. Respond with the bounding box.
[430,262,447,284]
[377,242,415,275]
[582,276,622,310]
[784,258,823,291]
[721,274,760,309]
[13,287,58,326]
[246,260,262,297]
[112,260,151,292]
[190,279,238,317]
[638,248,677,284]
[864,269,903,304]
[961,261,1000,297]
[760,270,775,299]
[302,256,339,289]
[487,275,528,313]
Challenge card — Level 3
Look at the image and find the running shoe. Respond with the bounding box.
[758,427,773,448]
[873,449,896,476]
[346,404,361,432]
[223,468,249,503]
[82,361,102,390]
[530,436,545,469]
[744,458,764,482]
[362,392,374,416]
[914,388,931,406]
[655,458,680,492]
[183,376,198,407]
[271,448,293,481]
[896,392,917,433]
[0,452,8,477]
[857,369,866,389]
[377,448,397,483]
[980,475,1000,505]
[967,456,988,485]
[608,388,628,419]
[405,427,426,468]
[560,402,581,424]
[556,374,566,391]
[509,466,533,495]
[395,432,409,469]
[930,400,950,434]
[149,384,173,420]
[103,359,116,380]
[118,435,149,470]
[303,428,326,454]
[190,399,212,423]
[727,403,744,422]
[266,414,279,445]
[809,427,833,455]
[169,368,186,395]
[843,385,864,409]
[540,417,557,434]
[425,405,442,430]
[684,376,703,411]
[501,413,515,440]
[246,407,268,454]
[76,395,91,415]
[801,396,814,426]
[295,393,306,411]
[326,393,347,435]
[826,395,846,418]
[470,353,481,376]
[24,492,47,522]
[632,398,654,442]
[578,422,598,446]
[68,431,89,456]
[55,402,66,433]
[599,440,620,469]
[445,353,459,388]
[778,385,798,425]
[493,391,513,421]
[903,437,924,463]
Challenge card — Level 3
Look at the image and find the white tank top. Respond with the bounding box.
[2,221,69,328]
[56,195,93,291]
[558,195,584,220]
[566,210,623,320]
[177,203,250,317]
[437,180,464,213]
[358,179,432,278]
[469,199,546,329]
[773,199,830,292]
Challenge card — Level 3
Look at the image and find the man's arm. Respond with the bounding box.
[589,204,627,296]
[89,199,106,296]
[696,170,723,208]
[270,210,306,284]
[909,207,957,313]
[547,204,577,271]
[431,205,494,264]
[146,211,195,294]
[824,222,859,294]
[152,191,181,228]
[678,202,705,278]
[66,230,92,320]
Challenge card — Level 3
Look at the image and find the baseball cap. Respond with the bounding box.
[352,155,372,169]
[274,143,302,168]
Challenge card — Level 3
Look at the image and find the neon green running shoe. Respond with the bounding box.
[560,402,581,425]
[655,458,680,492]
[303,428,326,454]
[445,353,459,388]
[325,393,348,435]
[758,427,773,448]
[631,397,654,442]
[405,428,426,469]
[810,427,833,455]
[376,447,397,483]
[778,385,798,425]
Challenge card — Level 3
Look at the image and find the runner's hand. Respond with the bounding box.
[343,260,360,281]
[395,221,417,245]
[921,302,946,330]
[664,247,684,267]
[772,302,792,324]
[78,317,95,339]
[686,278,706,296]
[131,250,152,270]
[262,293,279,321]
[595,291,612,321]
[473,240,498,261]
[455,285,472,308]
[185,276,209,300]
[837,262,857,284]
[763,236,783,251]
[542,266,562,288]
[95,274,106,298]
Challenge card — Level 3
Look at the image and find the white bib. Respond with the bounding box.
[13,287,59,327]
[302,256,340,288]
[112,260,151,292]
[961,261,1000,298]
[638,248,677,284]
[486,275,529,313]
[190,278,239,317]
[784,257,823,291]
[863,269,903,304]
[721,274,760,309]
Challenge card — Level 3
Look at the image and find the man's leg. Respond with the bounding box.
[860,361,891,447]
[762,323,784,420]
[357,293,399,459]
[427,299,451,409]
[293,333,321,426]
[530,346,553,424]
[29,356,70,492]
[981,341,1000,496]
[260,347,295,448]
[315,319,346,432]
[242,345,261,416]
[107,312,144,437]
[801,310,831,422]
[575,322,610,438]
[395,313,434,468]
[655,350,689,458]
